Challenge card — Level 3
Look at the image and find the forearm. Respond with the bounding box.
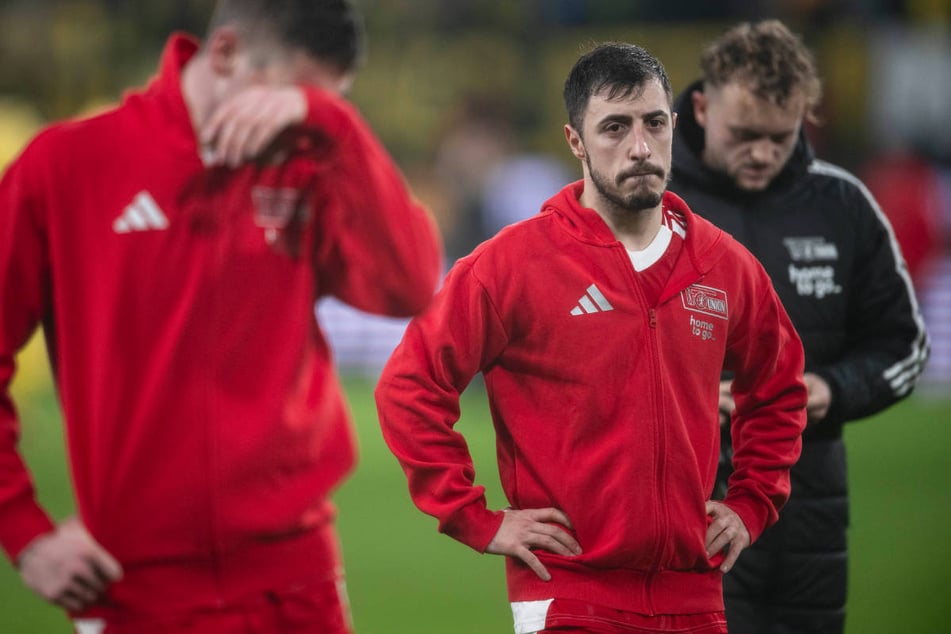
[725,386,806,543]
[725,284,808,543]
[304,88,442,315]
[374,263,508,551]
[375,320,506,552]
[375,372,504,551]
[814,329,929,424]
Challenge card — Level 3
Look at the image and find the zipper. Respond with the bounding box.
[615,248,666,616]
[646,306,666,617]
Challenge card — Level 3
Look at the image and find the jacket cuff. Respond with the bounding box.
[0,499,55,564]
[721,491,770,545]
[439,500,505,554]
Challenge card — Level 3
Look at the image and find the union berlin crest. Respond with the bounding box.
[251,186,310,256]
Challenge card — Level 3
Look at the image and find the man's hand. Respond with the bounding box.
[485,508,582,581]
[718,379,734,427]
[201,85,308,168]
[803,372,832,424]
[705,501,750,574]
[18,517,123,612]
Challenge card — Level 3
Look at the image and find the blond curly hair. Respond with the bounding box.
[701,20,822,122]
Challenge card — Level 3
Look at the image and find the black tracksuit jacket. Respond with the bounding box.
[669,81,930,634]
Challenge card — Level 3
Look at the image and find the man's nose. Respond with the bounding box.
[628,127,651,160]
[749,138,775,163]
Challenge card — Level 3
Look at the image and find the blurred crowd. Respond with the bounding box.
[1,0,949,387]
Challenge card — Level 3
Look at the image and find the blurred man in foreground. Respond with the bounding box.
[0,1,441,632]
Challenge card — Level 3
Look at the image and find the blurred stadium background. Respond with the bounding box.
[1,1,950,632]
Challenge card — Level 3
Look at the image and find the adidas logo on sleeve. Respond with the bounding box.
[113,191,169,233]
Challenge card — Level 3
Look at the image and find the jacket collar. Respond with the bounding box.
[671,79,815,200]
[132,33,203,156]
[542,181,728,283]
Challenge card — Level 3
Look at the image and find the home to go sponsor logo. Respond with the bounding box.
[690,315,716,341]
[788,264,843,298]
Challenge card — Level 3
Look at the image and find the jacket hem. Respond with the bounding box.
[506,562,724,615]
[80,520,342,619]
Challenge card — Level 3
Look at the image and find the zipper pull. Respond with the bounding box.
[649,308,657,328]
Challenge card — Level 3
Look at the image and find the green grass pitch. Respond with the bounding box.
[2,376,949,633]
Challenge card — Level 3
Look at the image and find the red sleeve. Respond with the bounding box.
[0,144,57,562]
[722,267,807,544]
[301,87,442,317]
[375,260,507,552]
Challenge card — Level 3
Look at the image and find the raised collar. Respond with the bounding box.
[134,33,203,157]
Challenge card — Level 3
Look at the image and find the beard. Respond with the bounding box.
[587,156,668,212]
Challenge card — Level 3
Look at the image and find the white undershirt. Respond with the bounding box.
[627,223,673,272]
[511,599,555,634]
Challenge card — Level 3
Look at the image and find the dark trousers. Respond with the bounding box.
[724,439,849,634]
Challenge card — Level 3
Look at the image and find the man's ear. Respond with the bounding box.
[206,26,241,76]
[564,124,586,160]
[691,89,708,128]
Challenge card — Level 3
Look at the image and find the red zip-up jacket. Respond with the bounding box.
[376,183,805,615]
[0,34,441,586]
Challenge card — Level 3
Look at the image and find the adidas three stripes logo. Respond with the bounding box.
[570,284,614,316]
[113,191,169,234]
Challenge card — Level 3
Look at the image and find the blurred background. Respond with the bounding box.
[2,0,950,632]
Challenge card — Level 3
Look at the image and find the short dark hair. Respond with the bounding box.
[208,0,365,72]
[701,20,821,121]
[563,42,672,133]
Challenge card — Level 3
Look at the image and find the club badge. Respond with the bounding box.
[251,186,311,257]
[681,284,729,320]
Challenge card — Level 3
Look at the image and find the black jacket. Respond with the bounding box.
[670,81,929,441]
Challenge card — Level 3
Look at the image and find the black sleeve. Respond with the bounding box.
[814,183,930,424]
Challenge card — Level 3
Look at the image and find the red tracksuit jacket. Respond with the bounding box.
[0,34,440,595]
[376,183,806,615]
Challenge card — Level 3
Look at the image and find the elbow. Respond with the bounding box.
[384,281,437,317]
[385,255,442,317]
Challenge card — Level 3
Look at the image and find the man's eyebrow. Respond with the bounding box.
[595,110,669,128]
[643,110,669,120]
[597,113,634,126]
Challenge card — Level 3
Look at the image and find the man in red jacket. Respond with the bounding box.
[0,1,442,632]
[376,43,806,634]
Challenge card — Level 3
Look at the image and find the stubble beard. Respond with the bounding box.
[587,156,668,214]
